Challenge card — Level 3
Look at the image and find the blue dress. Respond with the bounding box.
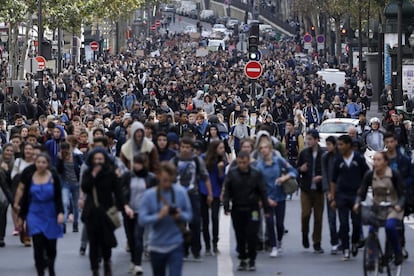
[26,178,63,239]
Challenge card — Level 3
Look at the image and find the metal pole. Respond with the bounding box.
[396,0,403,107]
[377,13,383,112]
[358,0,363,75]
[57,26,62,73]
[38,0,45,99]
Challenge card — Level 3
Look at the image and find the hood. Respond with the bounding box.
[85,147,113,167]
[254,130,272,149]
[130,121,145,137]
[196,90,204,99]
[55,125,65,140]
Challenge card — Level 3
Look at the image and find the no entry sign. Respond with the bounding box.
[90,41,99,51]
[244,61,263,79]
[35,56,46,71]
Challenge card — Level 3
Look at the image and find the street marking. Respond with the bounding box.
[218,210,234,276]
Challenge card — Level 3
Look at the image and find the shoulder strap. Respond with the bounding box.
[156,187,175,205]
[92,186,99,207]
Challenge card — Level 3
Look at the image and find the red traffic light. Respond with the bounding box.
[341,28,347,35]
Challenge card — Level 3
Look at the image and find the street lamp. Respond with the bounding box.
[396,0,403,107]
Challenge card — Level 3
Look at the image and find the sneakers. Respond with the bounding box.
[351,243,358,257]
[302,234,310,249]
[213,246,220,254]
[313,244,324,254]
[402,247,409,259]
[133,265,143,275]
[73,222,79,233]
[0,240,5,247]
[270,247,278,258]
[342,249,350,261]
[79,246,86,256]
[248,260,256,271]
[237,260,247,271]
[331,244,339,255]
[193,254,203,262]
[205,249,212,256]
[12,227,19,236]
[277,241,283,254]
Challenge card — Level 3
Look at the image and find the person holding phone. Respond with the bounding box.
[139,162,192,276]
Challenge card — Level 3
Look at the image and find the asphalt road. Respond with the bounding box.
[1,193,414,276]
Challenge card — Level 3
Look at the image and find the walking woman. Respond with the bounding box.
[18,153,64,276]
[11,142,35,245]
[57,141,83,233]
[255,141,298,257]
[201,140,228,255]
[120,154,157,275]
[81,148,134,276]
[0,144,15,246]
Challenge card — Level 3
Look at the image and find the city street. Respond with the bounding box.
[1,193,414,275]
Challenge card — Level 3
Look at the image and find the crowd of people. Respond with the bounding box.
[0,21,413,276]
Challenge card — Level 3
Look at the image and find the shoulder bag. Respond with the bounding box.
[92,186,121,229]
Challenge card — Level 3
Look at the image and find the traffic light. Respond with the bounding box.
[341,28,347,36]
[248,36,258,60]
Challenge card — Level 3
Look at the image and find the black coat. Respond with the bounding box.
[81,167,126,248]
[297,146,324,192]
[119,171,158,210]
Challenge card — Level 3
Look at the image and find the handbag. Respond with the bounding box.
[282,177,298,195]
[92,186,121,229]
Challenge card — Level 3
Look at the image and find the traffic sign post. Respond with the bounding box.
[316,35,325,51]
[35,56,46,71]
[303,33,312,50]
[245,61,263,79]
[90,41,99,51]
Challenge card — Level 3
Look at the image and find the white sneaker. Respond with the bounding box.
[129,263,135,273]
[133,265,143,275]
[270,247,278,258]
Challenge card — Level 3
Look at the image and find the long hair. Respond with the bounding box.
[205,140,224,172]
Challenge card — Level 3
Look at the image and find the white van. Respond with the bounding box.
[200,10,214,20]
[316,69,346,90]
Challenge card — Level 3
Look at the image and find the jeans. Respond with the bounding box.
[326,197,339,246]
[200,194,220,250]
[231,208,260,261]
[32,233,57,276]
[266,200,286,247]
[150,245,184,276]
[61,182,80,224]
[385,219,402,256]
[186,193,201,257]
[337,197,361,250]
[301,191,324,246]
[123,213,145,265]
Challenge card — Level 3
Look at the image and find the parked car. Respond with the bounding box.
[200,9,214,21]
[318,118,360,148]
[215,16,228,25]
[188,9,198,19]
[226,18,240,29]
[161,4,176,13]
[183,25,197,34]
[212,24,227,33]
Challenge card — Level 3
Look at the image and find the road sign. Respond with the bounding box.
[244,61,263,79]
[316,35,325,44]
[150,25,156,31]
[155,20,161,26]
[35,56,46,71]
[243,24,249,32]
[90,41,99,51]
[24,58,39,74]
[303,33,312,43]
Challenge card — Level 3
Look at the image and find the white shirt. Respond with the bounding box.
[343,152,355,167]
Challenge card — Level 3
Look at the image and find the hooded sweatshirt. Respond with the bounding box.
[121,122,159,173]
[193,90,204,109]
[45,125,65,167]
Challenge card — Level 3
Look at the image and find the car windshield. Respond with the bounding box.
[319,122,354,133]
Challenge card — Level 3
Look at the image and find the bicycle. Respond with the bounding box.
[360,201,403,276]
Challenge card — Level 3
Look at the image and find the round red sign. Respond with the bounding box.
[35,56,46,71]
[90,41,99,51]
[244,61,263,79]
